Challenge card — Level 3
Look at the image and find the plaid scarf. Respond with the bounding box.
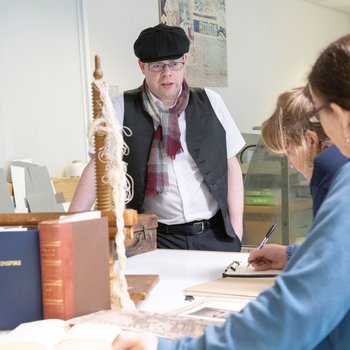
[141,80,190,195]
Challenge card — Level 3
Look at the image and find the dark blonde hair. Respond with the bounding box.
[309,34,350,110]
[261,86,328,156]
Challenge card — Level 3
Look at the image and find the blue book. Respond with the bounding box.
[0,229,43,330]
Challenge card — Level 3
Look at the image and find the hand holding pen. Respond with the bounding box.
[247,223,277,268]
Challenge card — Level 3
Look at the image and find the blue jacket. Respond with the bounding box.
[310,145,348,217]
[288,145,348,259]
[159,161,350,349]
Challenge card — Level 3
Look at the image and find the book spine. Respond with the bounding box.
[38,222,73,320]
[0,230,43,329]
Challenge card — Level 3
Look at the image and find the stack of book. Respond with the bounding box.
[0,213,111,330]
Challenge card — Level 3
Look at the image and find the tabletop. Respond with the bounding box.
[116,249,250,313]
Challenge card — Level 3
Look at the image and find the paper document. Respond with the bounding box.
[223,260,281,278]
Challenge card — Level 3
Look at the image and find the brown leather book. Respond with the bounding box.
[38,216,111,320]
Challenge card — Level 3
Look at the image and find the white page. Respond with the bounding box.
[0,319,69,350]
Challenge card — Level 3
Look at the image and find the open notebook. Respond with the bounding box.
[223,260,281,278]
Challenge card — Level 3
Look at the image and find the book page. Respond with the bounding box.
[184,277,276,299]
[58,211,101,222]
[0,226,28,231]
[0,321,120,350]
[54,323,120,350]
[71,309,217,339]
[0,319,69,350]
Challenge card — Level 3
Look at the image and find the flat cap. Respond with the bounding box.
[134,23,190,63]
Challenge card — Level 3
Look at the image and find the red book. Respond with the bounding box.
[38,216,111,320]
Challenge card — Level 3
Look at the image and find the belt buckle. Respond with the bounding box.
[193,221,207,234]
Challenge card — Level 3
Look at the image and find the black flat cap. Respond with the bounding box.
[134,23,190,63]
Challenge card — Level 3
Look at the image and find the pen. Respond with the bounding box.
[247,223,277,267]
[257,223,277,250]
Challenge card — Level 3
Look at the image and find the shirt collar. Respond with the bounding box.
[148,87,182,110]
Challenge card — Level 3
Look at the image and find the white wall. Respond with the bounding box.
[86,0,350,133]
[224,0,350,132]
[0,0,90,179]
[1,0,349,179]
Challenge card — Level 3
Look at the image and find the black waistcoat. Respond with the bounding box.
[123,87,237,239]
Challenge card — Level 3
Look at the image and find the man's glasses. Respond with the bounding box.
[147,61,185,72]
[306,103,330,123]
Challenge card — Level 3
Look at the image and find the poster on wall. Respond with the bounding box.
[159,0,227,87]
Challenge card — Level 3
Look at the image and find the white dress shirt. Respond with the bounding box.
[113,88,245,224]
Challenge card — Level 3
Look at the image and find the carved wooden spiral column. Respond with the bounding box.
[92,55,112,211]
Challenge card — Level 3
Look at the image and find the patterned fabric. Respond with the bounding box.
[141,80,189,195]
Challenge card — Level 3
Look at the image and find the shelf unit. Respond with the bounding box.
[240,136,313,248]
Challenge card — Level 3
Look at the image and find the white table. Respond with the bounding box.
[117,249,249,313]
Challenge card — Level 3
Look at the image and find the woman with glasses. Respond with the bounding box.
[70,24,245,252]
[114,33,350,350]
[248,86,348,271]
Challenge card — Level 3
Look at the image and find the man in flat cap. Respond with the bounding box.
[70,23,245,252]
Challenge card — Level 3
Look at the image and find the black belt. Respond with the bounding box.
[157,212,220,236]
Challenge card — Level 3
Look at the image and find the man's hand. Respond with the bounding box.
[113,331,158,350]
[248,244,287,271]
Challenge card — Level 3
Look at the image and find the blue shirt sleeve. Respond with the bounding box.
[159,162,350,350]
[286,243,300,261]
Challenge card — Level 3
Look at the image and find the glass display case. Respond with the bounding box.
[240,136,313,248]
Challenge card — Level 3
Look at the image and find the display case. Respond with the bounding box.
[240,136,313,248]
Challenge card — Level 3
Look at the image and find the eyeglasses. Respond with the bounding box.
[306,103,330,123]
[147,61,185,72]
